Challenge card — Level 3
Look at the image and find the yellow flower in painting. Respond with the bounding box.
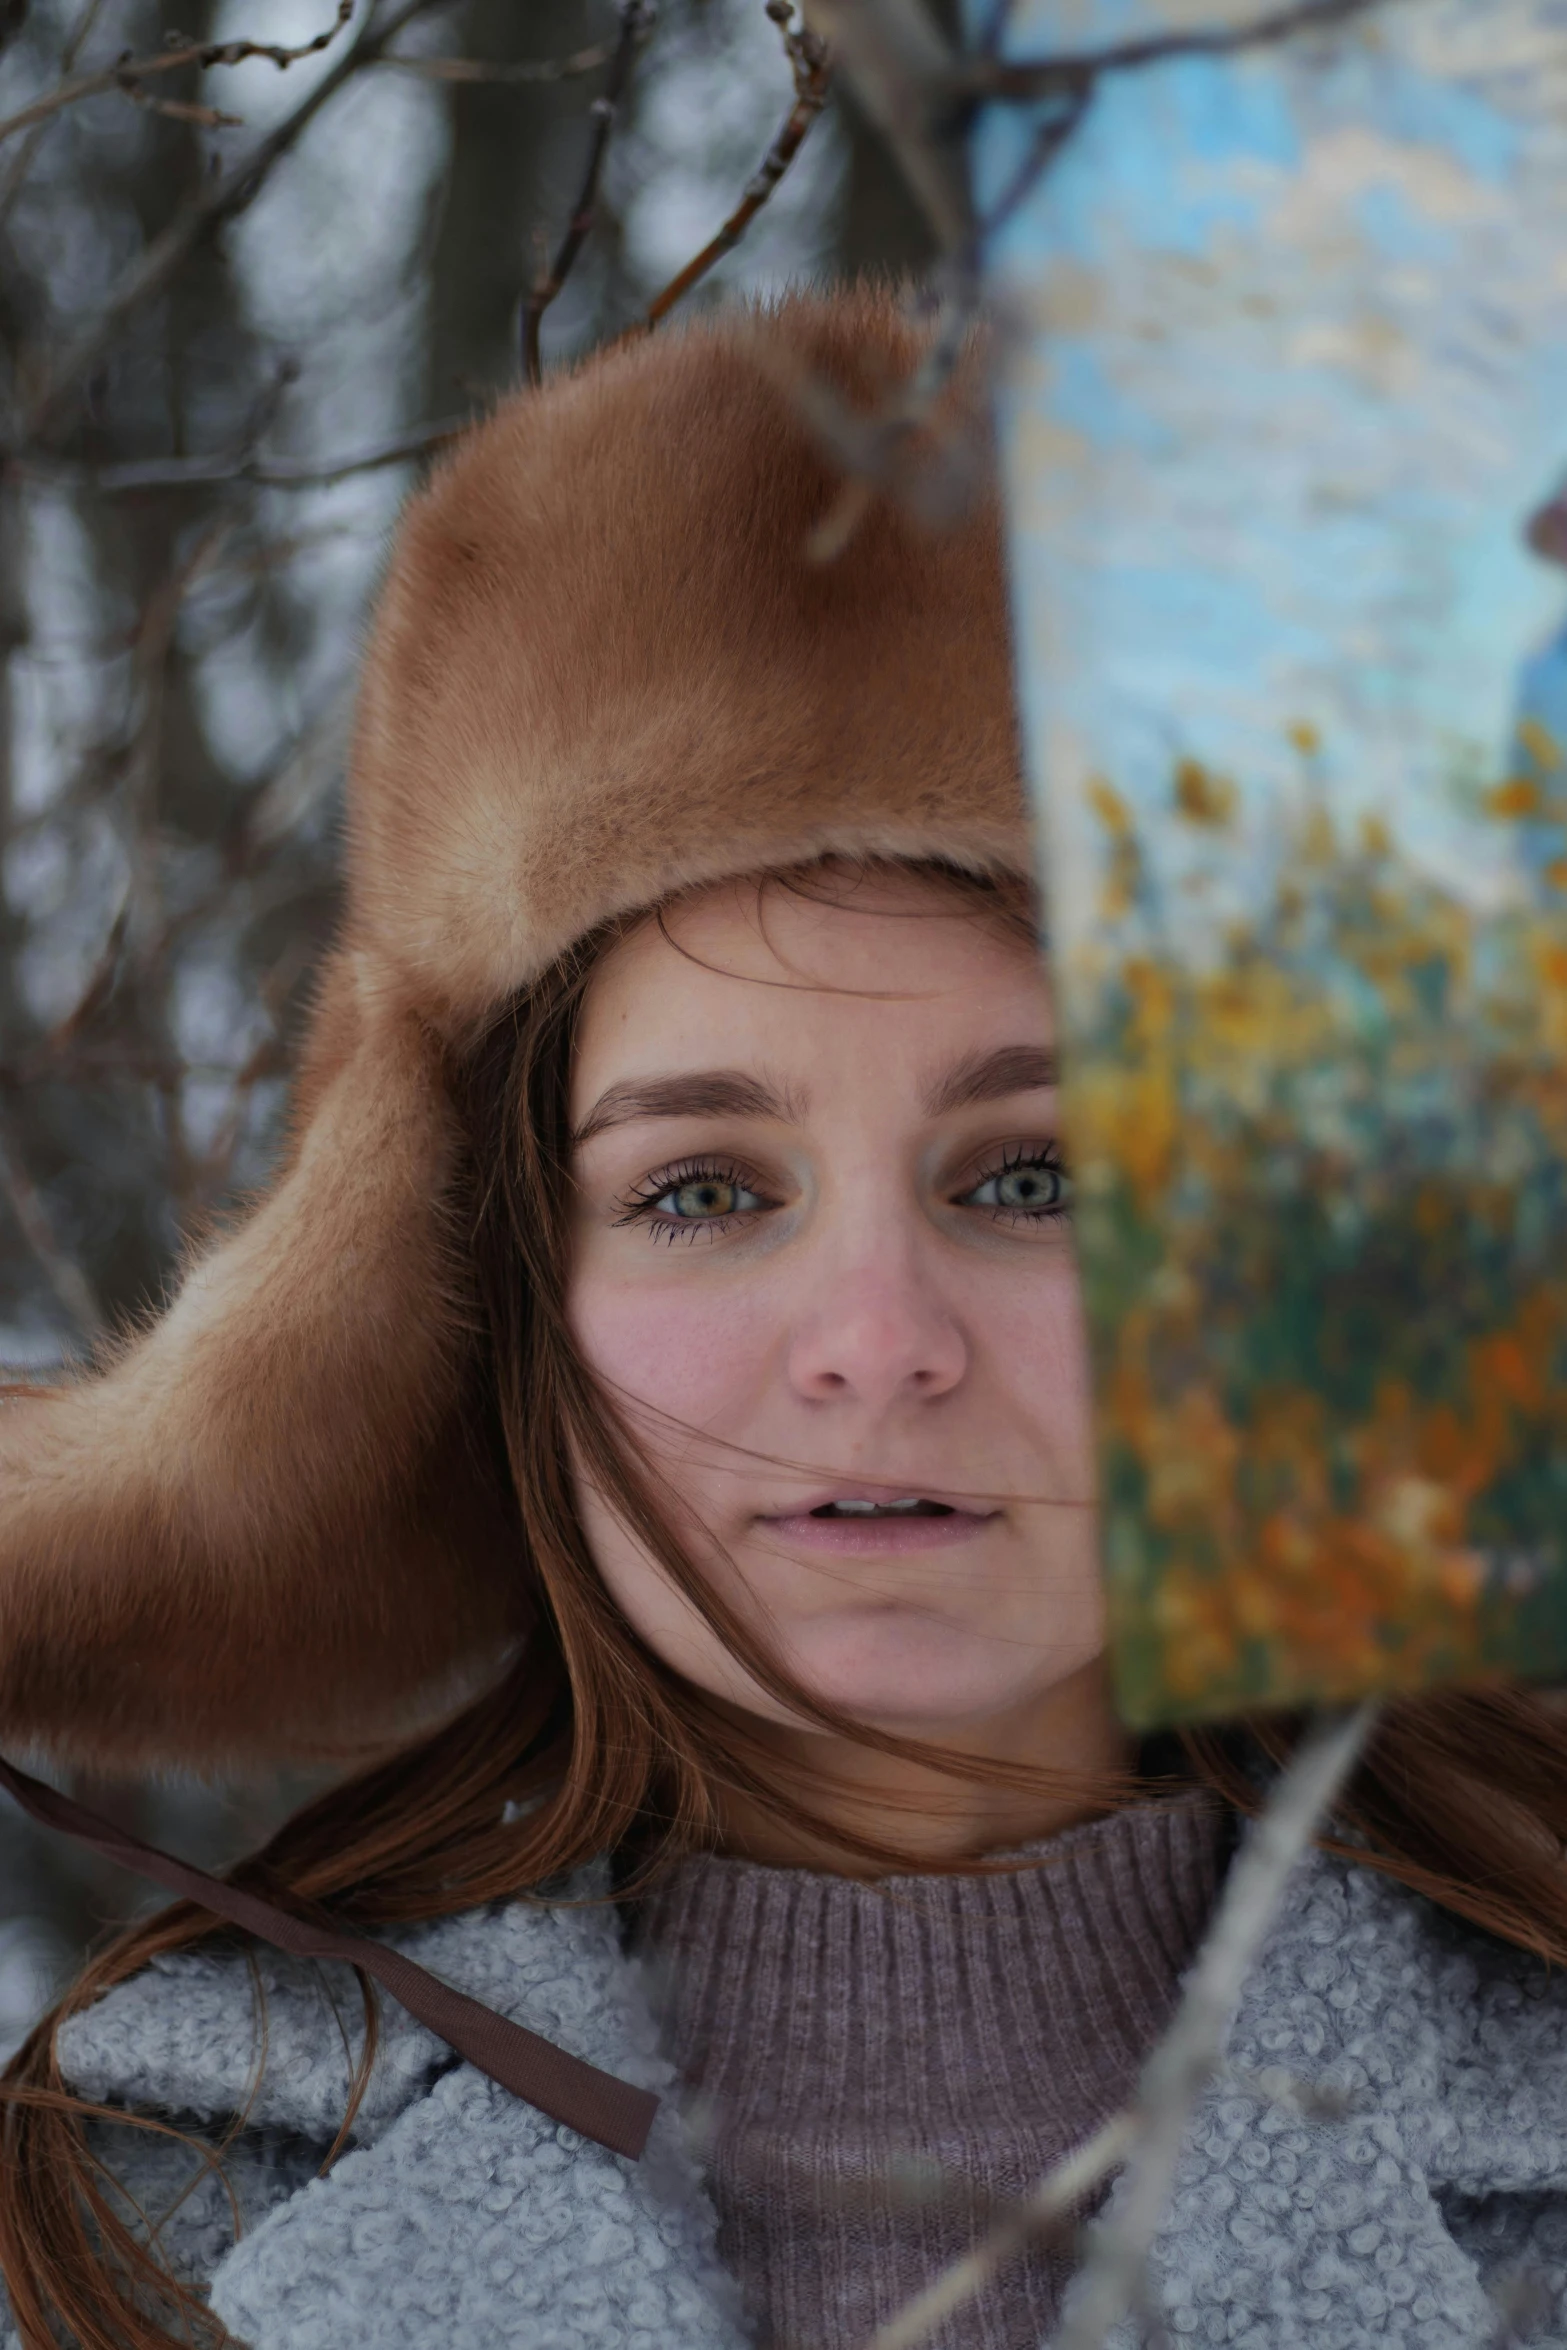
[1518,716,1563,768]
[1143,1387,1240,1530]
[1372,1474,1452,1553]
[1074,1064,1178,1206]
[1173,758,1236,826]
[1473,1324,1546,1413]
[1484,776,1543,818]
[1287,720,1321,756]
[1122,957,1174,1045]
[1086,776,1141,919]
[1087,775,1132,836]
[1082,765,1567,1722]
[1437,1553,1486,1609]
[1300,805,1336,864]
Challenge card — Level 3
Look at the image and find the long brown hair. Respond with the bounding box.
[5,860,1567,2350]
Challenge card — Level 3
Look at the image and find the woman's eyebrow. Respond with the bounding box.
[573,1070,800,1145]
[924,1044,1058,1116]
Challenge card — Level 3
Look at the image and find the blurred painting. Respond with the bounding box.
[973,1,1567,1723]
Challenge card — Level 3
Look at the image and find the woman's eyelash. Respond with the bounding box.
[960,1142,1071,1222]
[610,1146,1070,1242]
[613,1158,771,1243]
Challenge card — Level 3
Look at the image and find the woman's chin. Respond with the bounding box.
[778,1610,1071,1734]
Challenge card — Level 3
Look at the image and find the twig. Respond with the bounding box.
[799,0,1383,564]
[800,0,967,253]
[0,1122,103,1342]
[977,80,1091,248]
[243,691,356,850]
[95,414,467,492]
[190,929,309,1205]
[376,41,617,85]
[1056,1704,1378,2350]
[861,1705,1378,2350]
[865,2112,1140,2350]
[116,94,246,130]
[121,521,233,948]
[0,4,355,148]
[19,0,443,438]
[0,0,109,230]
[29,897,129,1066]
[640,1,831,332]
[521,0,656,388]
[755,277,985,560]
[763,0,981,559]
[953,0,1385,100]
[14,413,471,496]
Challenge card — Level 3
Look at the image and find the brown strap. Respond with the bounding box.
[0,1754,657,2162]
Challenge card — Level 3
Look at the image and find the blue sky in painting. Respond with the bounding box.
[973,3,1567,917]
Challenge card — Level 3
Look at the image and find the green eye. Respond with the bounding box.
[616,1160,773,1240]
[661,1177,755,1220]
[964,1154,1069,1217]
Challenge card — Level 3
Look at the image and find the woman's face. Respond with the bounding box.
[566,870,1103,1746]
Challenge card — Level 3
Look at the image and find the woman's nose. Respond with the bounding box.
[785,1256,967,1411]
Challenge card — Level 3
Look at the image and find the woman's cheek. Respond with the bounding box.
[568,1266,782,1434]
[982,1253,1097,1477]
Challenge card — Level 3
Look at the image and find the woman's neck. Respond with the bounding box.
[708,1659,1135,1873]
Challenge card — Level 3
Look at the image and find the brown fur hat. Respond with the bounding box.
[0,289,1030,1774]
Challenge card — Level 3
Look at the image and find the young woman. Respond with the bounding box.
[3,290,1567,2350]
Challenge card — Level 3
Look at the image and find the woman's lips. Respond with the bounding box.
[754,1506,1000,1555]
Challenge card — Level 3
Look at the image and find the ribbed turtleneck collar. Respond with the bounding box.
[629,1791,1229,2350]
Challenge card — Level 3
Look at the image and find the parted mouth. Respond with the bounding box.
[758,1488,998,1524]
[754,1490,1000,1550]
[809,1497,955,1519]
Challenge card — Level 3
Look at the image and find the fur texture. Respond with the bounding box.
[4,1847,1566,2348]
[0,291,1028,1771]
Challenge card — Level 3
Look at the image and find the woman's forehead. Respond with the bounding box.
[570,874,1051,1111]
[617,869,1036,982]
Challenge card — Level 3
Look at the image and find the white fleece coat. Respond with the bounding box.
[6,1843,1567,2350]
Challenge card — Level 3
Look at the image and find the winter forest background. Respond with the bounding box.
[0,0,945,2052]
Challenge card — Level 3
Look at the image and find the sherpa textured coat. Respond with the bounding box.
[3,1840,1567,2350]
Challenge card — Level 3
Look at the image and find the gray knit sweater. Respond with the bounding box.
[4,1820,1567,2349]
[630,1795,1225,2347]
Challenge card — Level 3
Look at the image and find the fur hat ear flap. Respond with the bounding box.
[0,954,524,1776]
[0,293,1032,1775]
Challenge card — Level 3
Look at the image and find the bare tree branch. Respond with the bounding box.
[1052,1704,1377,2350]
[521,0,656,389]
[0,3,355,148]
[376,40,618,85]
[16,0,443,439]
[17,414,470,495]
[766,0,984,561]
[120,520,232,959]
[976,81,1090,244]
[865,2111,1141,2350]
[0,1120,103,1344]
[953,0,1385,98]
[802,0,967,252]
[639,0,831,333]
[0,0,111,232]
[743,277,987,561]
[801,0,1384,559]
[861,1704,1379,2350]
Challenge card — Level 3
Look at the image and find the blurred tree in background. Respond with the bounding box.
[0,0,940,2047]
